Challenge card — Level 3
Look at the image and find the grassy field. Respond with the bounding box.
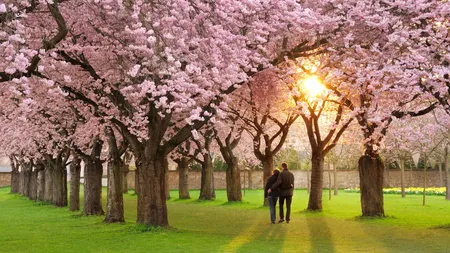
[1,187,450,253]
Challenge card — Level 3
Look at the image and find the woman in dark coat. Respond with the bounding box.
[264,169,280,224]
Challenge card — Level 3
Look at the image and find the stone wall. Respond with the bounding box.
[383,170,447,188]
[127,169,447,190]
[0,172,11,187]
[1,169,445,189]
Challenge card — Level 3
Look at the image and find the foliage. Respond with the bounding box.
[274,147,304,170]
[190,158,228,172]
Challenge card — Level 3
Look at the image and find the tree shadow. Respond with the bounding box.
[432,224,450,230]
[306,216,336,253]
[357,216,441,252]
[229,221,288,253]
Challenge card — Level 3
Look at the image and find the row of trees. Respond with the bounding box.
[0,0,449,226]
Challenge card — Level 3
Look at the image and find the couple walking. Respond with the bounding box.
[264,162,295,224]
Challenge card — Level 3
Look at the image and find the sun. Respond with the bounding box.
[302,75,325,97]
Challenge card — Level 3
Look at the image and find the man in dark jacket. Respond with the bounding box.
[268,163,294,223]
[264,169,280,224]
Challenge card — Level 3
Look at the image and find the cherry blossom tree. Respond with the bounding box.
[321,0,447,216]
[285,57,355,211]
[43,1,334,226]
[214,116,245,202]
[228,70,299,205]
[191,129,217,200]
[170,141,197,200]
[3,0,447,226]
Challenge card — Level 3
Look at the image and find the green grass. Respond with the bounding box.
[1,186,450,253]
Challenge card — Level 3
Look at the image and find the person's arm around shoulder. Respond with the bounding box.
[270,172,283,192]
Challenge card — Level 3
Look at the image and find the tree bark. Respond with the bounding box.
[423,156,428,206]
[333,163,338,196]
[199,154,215,200]
[104,158,125,222]
[177,157,190,199]
[438,163,443,187]
[328,162,331,200]
[20,163,32,197]
[44,163,53,203]
[10,158,20,194]
[445,146,450,201]
[308,150,324,211]
[359,154,384,217]
[134,167,139,195]
[122,164,129,194]
[104,130,125,223]
[51,156,67,207]
[262,155,274,206]
[36,164,45,202]
[18,170,24,195]
[122,152,132,194]
[136,154,169,226]
[226,157,242,202]
[165,159,170,200]
[400,159,405,198]
[83,141,104,215]
[69,155,81,211]
[248,170,253,189]
[29,170,38,201]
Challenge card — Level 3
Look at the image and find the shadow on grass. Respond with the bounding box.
[431,224,450,230]
[171,197,194,202]
[223,220,288,253]
[33,201,52,206]
[306,216,336,253]
[299,209,324,215]
[350,214,397,223]
[124,224,187,234]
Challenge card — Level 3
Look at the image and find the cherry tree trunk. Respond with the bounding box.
[134,168,139,195]
[359,154,384,216]
[333,163,338,196]
[69,156,81,211]
[445,147,450,201]
[136,155,168,226]
[36,167,45,201]
[122,164,129,194]
[44,164,53,203]
[262,155,274,206]
[29,170,38,201]
[308,151,324,211]
[83,157,104,215]
[226,157,242,202]
[18,170,24,195]
[104,153,125,223]
[248,170,253,189]
[199,155,215,200]
[52,162,67,207]
[165,159,170,200]
[10,167,20,194]
[21,164,32,197]
[177,157,190,199]
[400,159,405,198]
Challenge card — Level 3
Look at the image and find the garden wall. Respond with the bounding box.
[127,169,448,190]
[0,169,446,189]
[0,172,11,187]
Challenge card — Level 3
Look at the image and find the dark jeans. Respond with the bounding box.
[268,196,278,223]
[279,196,292,221]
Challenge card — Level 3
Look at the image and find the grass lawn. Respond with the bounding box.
[1,187,450,253]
